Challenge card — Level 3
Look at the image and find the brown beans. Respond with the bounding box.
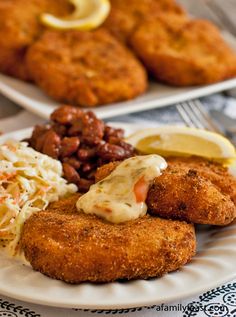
[51,105,83,125]
[60,137,80,158]
[28,105,135,192]
[29,125,49,150]
[68,121,83,136]
[97,143,127,161]
[42,130,61,159]
[109,138,135,157]
[81,162,96,174]
[35,132,48,152]
[63,157,81,170]
[51,123,67,137]
[78,178,94,192]
[62,163,80,185]
[77,148,96,161]
[82,111,105,145]
[104,126,124,141]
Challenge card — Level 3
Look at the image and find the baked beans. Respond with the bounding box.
[27,105,135,191]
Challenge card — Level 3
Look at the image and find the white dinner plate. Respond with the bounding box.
[0,123,235,310]
[1,33,236,120]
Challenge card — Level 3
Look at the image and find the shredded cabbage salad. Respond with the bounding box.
[0,141,77,254]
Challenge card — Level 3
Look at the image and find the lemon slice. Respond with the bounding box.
[126,126,236,164]
[229,158,236,174]
[41,0,111,31]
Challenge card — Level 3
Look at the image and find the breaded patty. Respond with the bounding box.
[167,157,236,205]
[130,15,236,86]
[0,0,72,80]
[26,29,147,107]
[21,194,196,283]
[95,157,236,225]
[103,0,186,43]
[147,166,236,226]
[95,161,121,182]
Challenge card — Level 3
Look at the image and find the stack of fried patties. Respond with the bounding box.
[1,0,236,107]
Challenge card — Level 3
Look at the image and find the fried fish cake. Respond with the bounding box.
[130,15,236,86]
[95,161,121,182]
[26,29,147,107]
[95,157,236,226]
[103,0,186,43]
[167,157,236,205]
[0,0,72,80]
[147,166,236,226]
[21,194,196,283]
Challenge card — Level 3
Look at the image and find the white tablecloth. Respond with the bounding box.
[0,93,235,317]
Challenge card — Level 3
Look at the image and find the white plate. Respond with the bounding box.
[1,74,236,120]
[1,32,236,120]
[0,124,236,310]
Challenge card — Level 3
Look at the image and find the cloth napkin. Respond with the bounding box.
[0,93,235,317]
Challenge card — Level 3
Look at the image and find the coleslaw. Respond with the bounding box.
[0,140,77,254]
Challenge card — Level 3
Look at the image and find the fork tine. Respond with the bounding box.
[177,102,205,129]
[176,100,235,147]
[191,99,222,134]
[185,100,213,130]
[177,100,223,133]
[176,104,196,128]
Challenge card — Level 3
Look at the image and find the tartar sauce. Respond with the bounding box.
[76,155,167,223]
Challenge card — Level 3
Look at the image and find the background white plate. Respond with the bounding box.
[1,74,236,120]
[1,32,236,120]
[0,124,235,310]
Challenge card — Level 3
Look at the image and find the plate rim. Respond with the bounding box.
[0,270,235,310]
[1,73,236,120]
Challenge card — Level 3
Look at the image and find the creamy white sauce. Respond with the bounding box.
[76,155,167,223]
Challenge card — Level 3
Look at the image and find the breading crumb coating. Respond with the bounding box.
[95,157,236,226]
[103,0,186,43]
[26,29,148,107]
[0,0,72,80]
[130,15,236,86]
[21,194,196,283]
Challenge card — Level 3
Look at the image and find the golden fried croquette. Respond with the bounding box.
[147,166,236,226]
[0,0,72,80]
[95,157,236,225]
[26,29,147,107]
[95,161,121,183]
[103,0,186,43]
[167,157,236,205]
[130,15,236,86]
[21,194,196,283]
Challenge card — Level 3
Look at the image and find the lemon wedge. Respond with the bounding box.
[41,0,111,31]
[229,158,236,175]
[126,126,236,164]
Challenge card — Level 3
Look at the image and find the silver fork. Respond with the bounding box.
[176,99,222,133]
[176,100,236,148]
